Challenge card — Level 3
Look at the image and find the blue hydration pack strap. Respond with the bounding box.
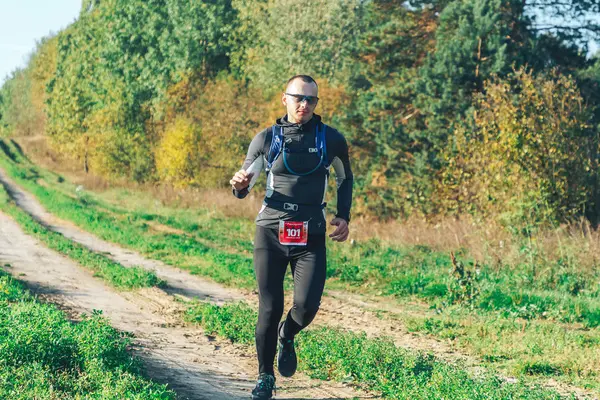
[266,123,328,175]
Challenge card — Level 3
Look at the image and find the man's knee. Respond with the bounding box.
[258,302,284,326]
[291,299,320,326]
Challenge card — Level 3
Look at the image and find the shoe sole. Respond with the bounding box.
[277,348,297,377]
[278,366,295,378]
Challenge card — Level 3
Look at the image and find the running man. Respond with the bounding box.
[229,75,353,400]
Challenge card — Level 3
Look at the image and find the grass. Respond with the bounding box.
[0,143,261,288]
[184,300,571,400]
[2,139,600,393]
[0,269,176,399]
[401,309,600,391]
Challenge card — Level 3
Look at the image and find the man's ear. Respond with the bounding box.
[281,92,287,106]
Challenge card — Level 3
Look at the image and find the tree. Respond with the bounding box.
[409,0,600,49]
[437,68,597,226]
[0,69,36,137]
[46,0,237,180]
[234,0,366,89]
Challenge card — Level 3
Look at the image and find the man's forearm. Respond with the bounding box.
[335,177,353,222]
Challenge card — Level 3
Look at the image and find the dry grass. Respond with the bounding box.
[145,184,265,219]
[12,135,600,276]
[14,135,265,219]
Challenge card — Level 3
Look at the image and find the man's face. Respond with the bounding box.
[282,79,319,124]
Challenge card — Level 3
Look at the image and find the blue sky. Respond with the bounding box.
[0,1,598,86]
[0,0,81,85]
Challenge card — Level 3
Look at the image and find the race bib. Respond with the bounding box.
[279,221,309,246]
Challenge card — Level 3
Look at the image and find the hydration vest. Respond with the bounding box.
[266,123,329,176]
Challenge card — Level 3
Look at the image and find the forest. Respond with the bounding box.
[1,0,599,229]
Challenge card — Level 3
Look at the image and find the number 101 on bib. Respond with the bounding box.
[279,221,309,246]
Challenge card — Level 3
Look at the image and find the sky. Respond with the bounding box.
[0,0,81,85]
[0,1,598,87]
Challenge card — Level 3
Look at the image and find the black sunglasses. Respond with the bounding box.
[285,93,319,105]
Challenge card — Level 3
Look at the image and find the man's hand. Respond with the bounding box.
[230,169,254,191]
[329,217,349,242]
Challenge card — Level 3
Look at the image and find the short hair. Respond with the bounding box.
[286,75,318,90]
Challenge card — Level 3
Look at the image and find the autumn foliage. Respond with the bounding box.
[437,68,596,227]
[1,0,599,227]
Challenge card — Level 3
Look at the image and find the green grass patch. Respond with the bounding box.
[185,300,570,399]
[0,269,175,399]
[184,302,256,344]
[519,361,563,376]
[402,309,600,391]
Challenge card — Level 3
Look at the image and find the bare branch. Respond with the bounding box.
[532,24,600,33]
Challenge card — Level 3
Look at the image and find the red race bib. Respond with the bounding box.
[278,221,309,246]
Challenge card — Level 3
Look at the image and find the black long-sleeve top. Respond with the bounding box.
[232,114,353,235]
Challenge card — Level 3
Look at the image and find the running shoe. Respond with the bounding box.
[277,321,297,377]
[251,373,276,400]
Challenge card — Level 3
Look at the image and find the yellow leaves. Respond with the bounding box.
[155,117,200,187]
[370,170,388,187]
[436,67,594,225]
[314,82,352,122]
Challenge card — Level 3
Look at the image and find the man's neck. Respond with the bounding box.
[286,115,310,125]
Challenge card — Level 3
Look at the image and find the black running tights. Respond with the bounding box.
[253,225,326,375]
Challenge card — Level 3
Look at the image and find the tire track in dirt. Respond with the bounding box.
[0,167,241,305]
[1,165,468,361]
[0,165,465,358]
[0,166,596,399]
